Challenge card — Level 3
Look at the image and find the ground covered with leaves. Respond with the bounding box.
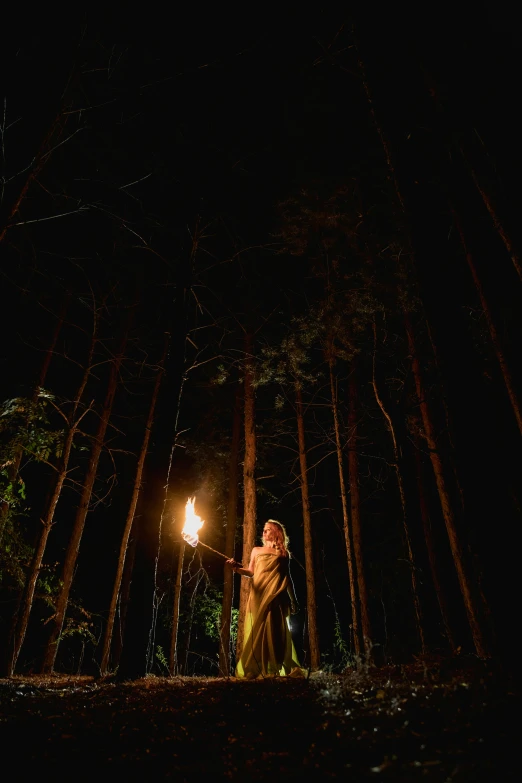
[0,657,517,781]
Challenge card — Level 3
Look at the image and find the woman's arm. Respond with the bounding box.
[226,548,257,578]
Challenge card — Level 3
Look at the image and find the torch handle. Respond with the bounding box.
[197,540,243,567]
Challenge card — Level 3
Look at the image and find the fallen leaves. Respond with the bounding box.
[0,660,517,780]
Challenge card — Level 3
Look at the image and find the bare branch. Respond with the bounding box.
[9,206,89,227]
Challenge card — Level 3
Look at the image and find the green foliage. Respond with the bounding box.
[50,598,99,672]
[60,617,97,646]
[332,615,351,667]
[1,390,64,527]
[178,583,238,647]
[35,565,62,610]
[192,586,235,642]
[155,645,170,675]
[211,364,230,385]
[0,519,33,590]
[0,390,64,468]
[321,615,355,673]
[258,315,323,387]
[0,389,65,586]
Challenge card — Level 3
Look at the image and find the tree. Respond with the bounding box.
[372,317,426,655]
[41,318,131,672]
[235,332,257,664]
[218,380,242,676]
[100,338,168,674]
[0,392,64,673]
[346,362,373,661]
[327,354,360,658]
[295,382,320,669]
[404,312,491,658]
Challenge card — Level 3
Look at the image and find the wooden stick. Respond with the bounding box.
[182,533,242,566]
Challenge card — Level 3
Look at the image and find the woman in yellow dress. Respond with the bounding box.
[226,519,303,678]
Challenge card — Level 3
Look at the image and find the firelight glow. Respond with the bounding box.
[181,496,204,547]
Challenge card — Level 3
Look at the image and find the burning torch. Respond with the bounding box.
[181,497,242,565]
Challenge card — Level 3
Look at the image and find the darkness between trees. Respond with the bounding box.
[1,7,520,693]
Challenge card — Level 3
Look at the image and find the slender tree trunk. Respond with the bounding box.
[295,383,320,670]
[1,308,95,676]
[219,381,241,676]
[33,293,71,394]
[353,34,405,213]
[356,26,490,658]
[110,529,138,670]
[41,328,129,673]
[347,364,373,662]
[404,313,490,657]
[169,540,185,675]
[462,152,522,284]
[181,570,205,676]
[5,403,93,675]
[372,319,426,655]
[100,339,168,674]
[0,109,69,244]
[0,295,68,546]
[328,360,360,657]
[116,229,193,682]
[424,317,466,515]
[236,333,257,664]
[413,438,456,652]
[453,213,522,436]
[182,591,196,676]
[146,368,189,676]
[116,349,187,680]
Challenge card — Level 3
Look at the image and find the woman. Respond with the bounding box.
[226,519,303,678]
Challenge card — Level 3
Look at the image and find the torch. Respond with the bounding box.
[181,497,242,565]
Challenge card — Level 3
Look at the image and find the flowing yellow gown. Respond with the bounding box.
[236,551,302,679]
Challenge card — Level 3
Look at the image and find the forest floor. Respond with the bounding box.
[0,656,517,781]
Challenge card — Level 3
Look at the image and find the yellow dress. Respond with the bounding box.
[236,551,302,678]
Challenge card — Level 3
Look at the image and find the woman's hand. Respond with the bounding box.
[226,558,240,572]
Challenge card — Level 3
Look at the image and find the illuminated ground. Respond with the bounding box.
[0,658,516,780]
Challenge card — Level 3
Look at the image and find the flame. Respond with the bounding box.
[181,496,204,547]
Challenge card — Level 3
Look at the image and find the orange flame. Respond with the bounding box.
[181,496,204,547]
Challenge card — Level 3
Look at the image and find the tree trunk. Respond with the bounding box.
[34,293,71,395]
[462,152,522,284]
[110,529,138,670]
[347,364,373,662]
[181,569,206,676]
[372,319,426,655]
[41,327,129,673]
[236,333,257,664]
[0,108,70,244]
[219,381,241,676]
[100,338,168,674]
[145,363,190,676]
[453,212,522,437]
[0,294,68,546]
[356,25,490,659]
[1,307,95,676]
[413,438,456,652]
[424,317,466,515]
[116,255,191,681]
[328,359,360,657]
[353,34,405,213]
[404,312,490,657]
[295,383,320,670]
[5,403,93,675]
[169,540,185,675]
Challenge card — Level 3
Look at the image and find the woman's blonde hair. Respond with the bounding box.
[264,519,290,558]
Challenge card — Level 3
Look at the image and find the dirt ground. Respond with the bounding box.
[0,657,517,781]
